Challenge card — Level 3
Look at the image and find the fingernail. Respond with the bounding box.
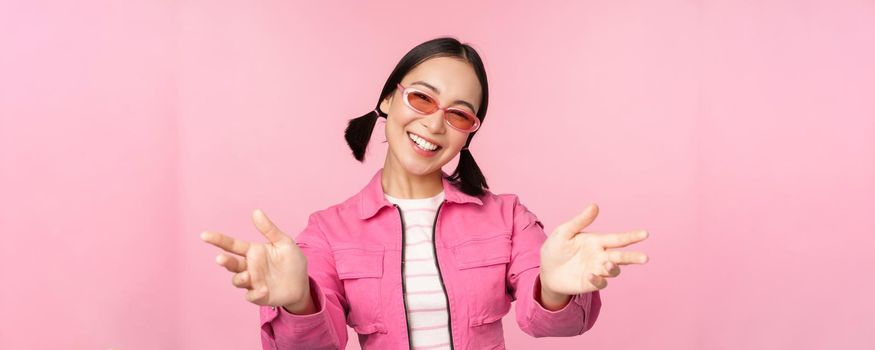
[200,232,209,241]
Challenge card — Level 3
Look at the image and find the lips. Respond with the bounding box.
[406,132,442,157]
[407,131,442,149]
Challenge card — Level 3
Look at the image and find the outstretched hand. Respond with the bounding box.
[200,209,311,309]
[539,203,649,298]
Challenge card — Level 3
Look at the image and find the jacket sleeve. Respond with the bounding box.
[506,195,602,337]
[259,212,348,350]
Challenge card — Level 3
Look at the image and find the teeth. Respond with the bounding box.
[408,132,438,151]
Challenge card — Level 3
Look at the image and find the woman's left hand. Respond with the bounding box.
[539,203,650,300]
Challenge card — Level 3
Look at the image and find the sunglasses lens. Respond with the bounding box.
[446,110,477,131]
[407,91,437,113]
[403,87,478,132]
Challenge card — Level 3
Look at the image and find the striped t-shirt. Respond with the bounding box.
[384,190,451,350]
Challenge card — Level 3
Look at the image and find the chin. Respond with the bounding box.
[400,160,438,176]
[396,153,445,174]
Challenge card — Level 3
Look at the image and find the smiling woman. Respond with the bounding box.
[344,37,490,198]
[201,36,650,350]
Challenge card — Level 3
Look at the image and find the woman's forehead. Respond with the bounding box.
[403,57,482,106]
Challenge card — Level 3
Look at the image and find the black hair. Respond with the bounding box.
[343,36,490,197]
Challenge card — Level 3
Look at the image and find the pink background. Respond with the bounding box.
[2,0,873,349]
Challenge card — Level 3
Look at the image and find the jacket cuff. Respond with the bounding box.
[259,276,339,346]
[530,272,595,333]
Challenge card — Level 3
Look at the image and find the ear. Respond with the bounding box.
[379,95,392,115]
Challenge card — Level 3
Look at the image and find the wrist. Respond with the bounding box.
[538,274,571,310]
[282,282,315,314]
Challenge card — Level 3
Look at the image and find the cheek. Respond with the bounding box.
[385,112,413,134]
[387,111,421,133]
[446,134,469,150]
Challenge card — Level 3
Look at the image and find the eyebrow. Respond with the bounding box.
[410,80,478,113]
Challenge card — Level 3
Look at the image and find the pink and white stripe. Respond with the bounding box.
[384,190,452,350]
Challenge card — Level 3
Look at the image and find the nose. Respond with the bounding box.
[421,109,446,134]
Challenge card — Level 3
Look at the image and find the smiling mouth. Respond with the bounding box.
[407,132,442,152]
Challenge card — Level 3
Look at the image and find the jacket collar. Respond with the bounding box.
[358,167,483,220]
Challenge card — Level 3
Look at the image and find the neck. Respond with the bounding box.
[381,154,443,199]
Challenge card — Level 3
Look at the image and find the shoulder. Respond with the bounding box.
[305,193,359,225]
[481,190,527,211]
[475,190,541,226]
[485,191,544,230]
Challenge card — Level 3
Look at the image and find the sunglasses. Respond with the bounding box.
[396,83,480,133]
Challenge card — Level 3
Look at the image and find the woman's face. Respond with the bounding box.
[380,56,483,176]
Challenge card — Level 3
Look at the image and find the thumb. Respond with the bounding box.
[252,209,289,244]
[556,203,599,240]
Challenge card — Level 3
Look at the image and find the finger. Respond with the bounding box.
[588,272,608,290]
[606,250,649,265]
[232,270,252,289]
[252,209,288,244]
[593,260,611,277]
[596,230,649,249]
[595,261,620,277]
[201,231,250,256]
[216,253,247,273]
[556,203,599,240]
[245,285,269,304]
[600,261,621,278]
[248,259,265,295]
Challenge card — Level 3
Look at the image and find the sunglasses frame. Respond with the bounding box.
[396,83,480,133]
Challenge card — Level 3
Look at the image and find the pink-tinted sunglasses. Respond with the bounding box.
[396,83,480,133]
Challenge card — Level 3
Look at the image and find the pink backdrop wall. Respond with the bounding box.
[2,1,873,349]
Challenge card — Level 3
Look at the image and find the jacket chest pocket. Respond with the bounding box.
[450,231,513,327]
[333,244,388,335]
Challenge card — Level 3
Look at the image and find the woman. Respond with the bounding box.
[201,37,650,350]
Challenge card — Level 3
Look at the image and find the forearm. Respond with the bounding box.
[260,276,347,349]
[515,269,596,337]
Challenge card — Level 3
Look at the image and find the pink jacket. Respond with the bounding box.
[259,168,601,349]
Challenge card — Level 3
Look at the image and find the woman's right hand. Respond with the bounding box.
[200,209,310,309]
